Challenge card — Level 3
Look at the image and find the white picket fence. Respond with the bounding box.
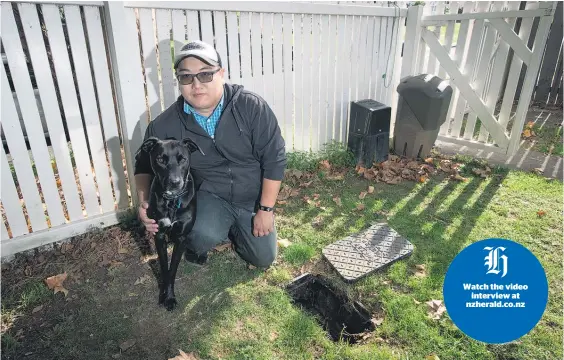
[0,1,556,257]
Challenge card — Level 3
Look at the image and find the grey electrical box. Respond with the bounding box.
[393,74,453,159]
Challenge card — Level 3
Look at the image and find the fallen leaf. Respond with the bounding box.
[327,174,345,181]
[168,350,199,360]
[247,264,257,270]
[214,243,232,252]
[386,176,402,185]
[45,273,69,297]
[333,197,342,206]
[319,160,331,171]
[359,191,367,200]
[472,168,488,178]
[32,305,43,313]
[537,210,546,217]
[269,331,279,341]
[451,173,467,182]
[532,168,544,175]
[424,157,434,164]
[313,194,320,200]
[426,355,440,360]
[109,261,123,269]
[522,129,532,138]
[413,298,421,305]
[414,264,426,278]
[356,204,365,211]
[526,121,534,129]
[368,186,375,194]
[356,166,366,175]
[134,275,151,285]
[426,299,447,320]
[128,292,138,297]
[118,247,128,254]
[389,154,400,162]
[371,316,384,326]
[120,339,136,352]
[299,181,313,188]
[24,266,32,276]
[277,238,292,248]
[418,175,428,183]
[290,189,300,198]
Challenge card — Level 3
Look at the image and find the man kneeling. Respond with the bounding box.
[134,40,287,269]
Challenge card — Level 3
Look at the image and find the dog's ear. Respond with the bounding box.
[182,138,205,156]
[135,137,160,160]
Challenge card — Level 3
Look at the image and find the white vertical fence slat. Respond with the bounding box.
[334,15,350,142]
[301,14,312,150]
[139,9,162,117]
[342,14,354,144]
[65,5,114,214]
[384,16,399,107]
[356,16,368,100]
[480,1,521,143]
[239,12,253,92]
[349,16,360,102]
[251,13,263,97]
[441,1,473,136]
[327,15,337,141]
[319,15,330,148]
[473,2,502,142]
[365,16,376,100]
[459,2,489,140]
[213,11,229,80]
[293,14,304,151]
[84,6,129,210]
[42,4,100,216]
[377,16,389,102]
[156,9,176,109]
[439,19,456,80]
[371,15,381,102]
[200,10,213,45]
[272,13,285,137]
[262,13,275,119]
[172,9,186,99]
[310,14,321,151]
[0,64,46,231]
[16,3,82,221]
[426,2,445,75]
[282,13,294,150]
[2,4,66,227]
[1,146,29,237]
[226,12,241,85]
[389,13,406,136]
[186,10,199,40]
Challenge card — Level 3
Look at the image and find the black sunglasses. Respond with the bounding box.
[176,68,221,85]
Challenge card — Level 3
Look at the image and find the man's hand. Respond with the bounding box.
[253,210,274,237]
[138,201,158,235]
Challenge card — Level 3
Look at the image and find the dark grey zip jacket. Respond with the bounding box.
[134,83,287,210]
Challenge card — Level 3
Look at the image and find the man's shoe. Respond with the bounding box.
[184,248,208,265]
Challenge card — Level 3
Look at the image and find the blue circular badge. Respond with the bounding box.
[443,238,548,344]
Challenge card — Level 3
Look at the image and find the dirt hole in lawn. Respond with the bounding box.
[285,273,375,344]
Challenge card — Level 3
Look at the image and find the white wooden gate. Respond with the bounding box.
[401,1,557,156]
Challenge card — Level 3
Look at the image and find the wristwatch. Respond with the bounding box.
[258,204,274,212]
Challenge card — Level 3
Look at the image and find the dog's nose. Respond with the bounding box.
[170,177,182,186]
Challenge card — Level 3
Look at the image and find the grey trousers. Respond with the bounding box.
[185,190,278,268]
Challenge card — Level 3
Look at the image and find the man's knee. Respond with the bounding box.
[250,250,277,268]
[187,226,225,254]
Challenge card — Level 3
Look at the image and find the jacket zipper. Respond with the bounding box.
[213,138,234,202]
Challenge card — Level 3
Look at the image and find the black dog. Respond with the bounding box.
[135,136,204,311]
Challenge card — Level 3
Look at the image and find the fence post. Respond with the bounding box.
[507,1,557,155]
[102,1,148,207]
[399,5,424,79]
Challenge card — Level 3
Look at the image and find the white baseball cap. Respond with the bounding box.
[174,40,222,69]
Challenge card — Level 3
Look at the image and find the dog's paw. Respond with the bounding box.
[164,296,177,311]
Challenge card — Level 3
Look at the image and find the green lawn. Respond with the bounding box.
[1,147,562,360]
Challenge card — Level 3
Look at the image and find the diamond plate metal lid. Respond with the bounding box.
[322,223,414,283]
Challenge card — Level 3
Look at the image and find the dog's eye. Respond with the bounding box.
[177,155,186,163]
[157,157,165,164]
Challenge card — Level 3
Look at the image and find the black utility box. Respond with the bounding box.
[347,99,391,166]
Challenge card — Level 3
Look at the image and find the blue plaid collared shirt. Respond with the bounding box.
[184,93,224,139]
